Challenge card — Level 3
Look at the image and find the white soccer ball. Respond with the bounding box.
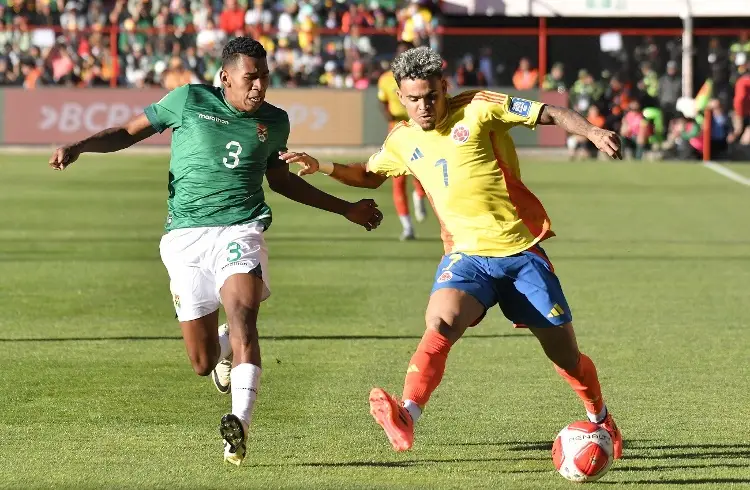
[552,421,614,482]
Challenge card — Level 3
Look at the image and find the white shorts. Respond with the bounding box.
[159,222,270,322]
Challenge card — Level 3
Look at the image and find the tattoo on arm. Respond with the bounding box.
[538,105,593,137]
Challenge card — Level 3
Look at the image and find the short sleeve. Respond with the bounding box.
[144,85,190,133]
[481,91,544,129]
[366,136,409,178]
[266,112,290,169]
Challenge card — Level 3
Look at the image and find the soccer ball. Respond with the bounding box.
[552,421,614,482]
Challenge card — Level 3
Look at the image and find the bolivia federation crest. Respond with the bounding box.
[257,124,268,142]
[451,124,470,144]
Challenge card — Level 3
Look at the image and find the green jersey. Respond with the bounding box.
[144,84,289,232]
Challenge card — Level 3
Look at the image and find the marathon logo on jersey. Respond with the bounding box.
[257,123,268,142]
[198,113,229,125]
[509,98,532,117]
[451,124,470,144]
[437,271,453,283]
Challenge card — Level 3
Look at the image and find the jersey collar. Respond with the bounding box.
[221,88,258,117]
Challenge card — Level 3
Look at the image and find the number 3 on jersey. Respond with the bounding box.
[435,158,449,187]
[223,141,243,169]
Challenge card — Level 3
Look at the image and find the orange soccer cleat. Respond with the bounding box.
[369,388,414,452]
[598,412,623,460]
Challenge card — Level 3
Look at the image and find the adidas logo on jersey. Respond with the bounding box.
[410,148,424,161]
[199,113,229,125]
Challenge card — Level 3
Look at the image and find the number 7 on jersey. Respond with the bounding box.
[434,158,449,187]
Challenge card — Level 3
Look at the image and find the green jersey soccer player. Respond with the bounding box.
[48,37,383,466]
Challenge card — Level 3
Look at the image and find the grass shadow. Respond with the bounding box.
[0,333,528,343]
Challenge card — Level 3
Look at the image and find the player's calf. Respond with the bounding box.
[179,312,222,377]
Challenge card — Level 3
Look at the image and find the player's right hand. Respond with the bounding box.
[280,151,319,176]
[49,144,82,171]
[345,199,383,231]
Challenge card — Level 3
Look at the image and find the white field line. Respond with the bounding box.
[703,161,750,187]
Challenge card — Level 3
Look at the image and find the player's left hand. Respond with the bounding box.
[588,127,622,160]
[345,199,383,231]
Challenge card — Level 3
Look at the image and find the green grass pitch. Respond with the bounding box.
[1,153,749,489]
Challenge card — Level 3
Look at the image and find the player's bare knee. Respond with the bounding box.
[425,313,462,342]
[190,356,215,377]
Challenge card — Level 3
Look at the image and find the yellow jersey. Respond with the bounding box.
[377,71,408,121]
[367,90,554,257]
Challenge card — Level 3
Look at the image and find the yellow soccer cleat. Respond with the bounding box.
[220,413,247,466]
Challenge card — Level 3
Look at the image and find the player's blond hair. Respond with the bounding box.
[391,46,443,86]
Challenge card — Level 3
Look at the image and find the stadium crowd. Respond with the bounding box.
[0,0,440,89]
[0,0,748,160]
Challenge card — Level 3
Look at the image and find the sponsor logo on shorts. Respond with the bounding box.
[172,294,181,310]
[509,97,532,117]
[222,261,252,270]
[451,124,470,144]
[437,271,453,283]
[198,113,229,125]
[257,123,268,142]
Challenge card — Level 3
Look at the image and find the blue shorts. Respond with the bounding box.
[431,246,572,328]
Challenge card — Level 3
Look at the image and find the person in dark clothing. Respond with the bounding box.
[658,60,681,129]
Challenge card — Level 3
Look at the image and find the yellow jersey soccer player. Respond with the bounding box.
[282,47,624,458]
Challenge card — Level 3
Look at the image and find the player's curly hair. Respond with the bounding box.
[391,46,443,86]
[222,37,267,67]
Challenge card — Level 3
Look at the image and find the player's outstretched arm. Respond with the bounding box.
[279,151,388,189]
[539,105,622,159]
[49,114,157,170]
[265,164,383,231]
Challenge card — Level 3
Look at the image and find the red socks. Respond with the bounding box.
[555,353,605,416]
[402,329,452,407]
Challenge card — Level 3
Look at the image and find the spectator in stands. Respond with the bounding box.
[276,3,295,41]
[193,0,214,31]
[124,43,150,87]
[245,0,272,27]
[638,62,659,98]
[165,55,197,89]
[196,18,225,52]
[21,58,43,89]
[81,61,109,86]
[620,99,648,160]
[477,46,494,86]
[344,25,374,61]
[347,59,369,89]
[730,62,750,145]
[455,54,486,87]
[571,69,602,114]
[707,37,729,73]
[60,1,86,31]
[542,62,566,92]
[512,57,537,90]
[0,56,22,86]
[341,3,374,34]
[658,60,681,128]
[219,0,245,35]
[569,104,606,160]
[634,36,659,68]
[87,0,107,28]
[399,0,432,47]
[182,44,206,82]
[729,31,750,75]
